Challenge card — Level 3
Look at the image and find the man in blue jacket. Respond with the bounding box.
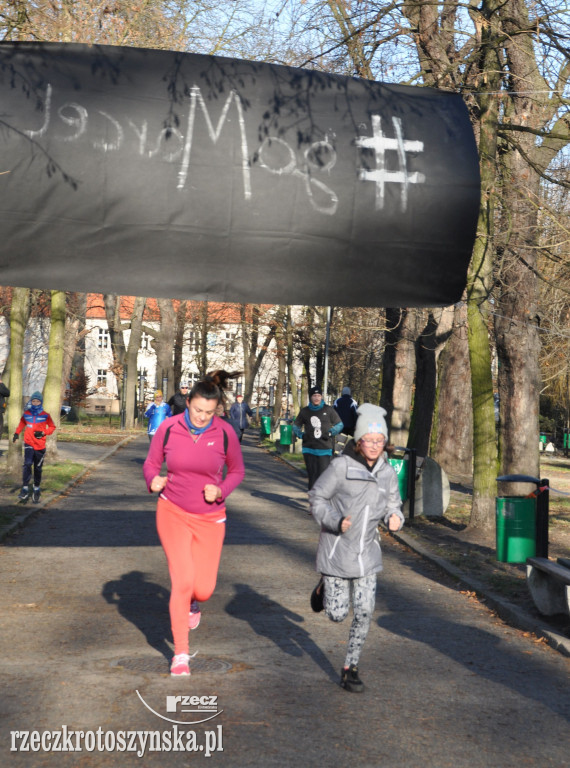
[145,390,172,442]
[229,394,253,443]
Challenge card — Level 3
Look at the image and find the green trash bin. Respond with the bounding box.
[496,496,536,563]
[260,416,272,438]
[389,457,409,502]
[280,423,292,446]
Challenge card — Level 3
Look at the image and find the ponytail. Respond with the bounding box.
[188,370,242,406]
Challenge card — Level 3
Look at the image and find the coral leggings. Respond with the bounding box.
[156,496,226,654]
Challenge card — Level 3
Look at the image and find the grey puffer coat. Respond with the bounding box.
[309,452,404,578]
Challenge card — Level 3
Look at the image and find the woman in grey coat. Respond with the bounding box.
[309,403,404,692]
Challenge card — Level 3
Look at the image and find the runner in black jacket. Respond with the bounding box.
[168,382,189,415]
[293,386,343,490]
[334,387,358,437]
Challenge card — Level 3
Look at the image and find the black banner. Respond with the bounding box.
[0,43,480,307]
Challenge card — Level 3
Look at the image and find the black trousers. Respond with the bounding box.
[303,453,331,490]
[23,445,46,487]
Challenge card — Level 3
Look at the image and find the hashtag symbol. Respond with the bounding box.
[356,116,425,212]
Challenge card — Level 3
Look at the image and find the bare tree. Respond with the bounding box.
[6,287,30,477]
[103,293,127,408]
[380,308,420,448]
[123,296,146,429]
[240,304,277,402]
[408,306,455,457]
[431,302,473,481]
[493,0,570,492]
[43,290,66,460]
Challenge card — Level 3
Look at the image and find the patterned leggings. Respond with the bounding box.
[323,573,377,668]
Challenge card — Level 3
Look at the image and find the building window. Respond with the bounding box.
[224,332,237,353]
[97,369,107,386]
[140,332,152,351]
[188,331,200,352]
[97,328,110,349]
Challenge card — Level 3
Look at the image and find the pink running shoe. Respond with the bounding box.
[188,600,201,630]
[170,653,191,676]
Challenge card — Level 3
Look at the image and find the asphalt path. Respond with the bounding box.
[0,434,568,767]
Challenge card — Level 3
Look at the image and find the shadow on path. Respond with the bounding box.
[225,583,338,682]
[378,586,570,721]
[249,489,307,512]
[102,570,172,661]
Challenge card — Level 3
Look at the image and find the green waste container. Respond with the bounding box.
[389,457,409,502]
[260,416,272,438]
[280,423,293,446]
[496,496,536,563]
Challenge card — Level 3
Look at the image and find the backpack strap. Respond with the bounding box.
[163,421,229,454]
[162,424,173,450]
[221,423,229,455]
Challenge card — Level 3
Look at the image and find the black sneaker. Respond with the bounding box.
[32,488,41,504]
[310,577,324,613]
[18,487,29,502]
[340,665,365,693]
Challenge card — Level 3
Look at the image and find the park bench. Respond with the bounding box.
[526,557,570,617]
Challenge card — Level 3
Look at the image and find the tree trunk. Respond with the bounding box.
[431,302,473,480]
[272,308,287,425]
[494,0,564,493]
[155,298,176,397]
[124,297,146,429]
[44,290,66,461]
[495,166,541,488]
[408,307,454,457]
[61,293,87,402]
[241,304,259,400]
[314,307,328,388]
[286,307,299,418]
[240,304,276,403]
[103,294,126,406]
[65,293,88,419]
[6,288,30,478]
[381,308,419,448]
[198,301,209,380]
[173,300,187,390]
[465,3,503,530]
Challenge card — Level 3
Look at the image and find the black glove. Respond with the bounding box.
[12,433,18,442]
[34,431,44,438]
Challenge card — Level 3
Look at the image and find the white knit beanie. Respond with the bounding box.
[354,403,388,443]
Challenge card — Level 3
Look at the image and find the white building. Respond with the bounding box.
[0,295,309,414]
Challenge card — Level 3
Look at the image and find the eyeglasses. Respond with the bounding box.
[361,438,385,446]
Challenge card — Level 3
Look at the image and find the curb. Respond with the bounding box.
[392,529,570,658]
[269,447,307,477]
[0,435,136,544]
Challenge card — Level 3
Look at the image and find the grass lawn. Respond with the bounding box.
[0,460,84,530]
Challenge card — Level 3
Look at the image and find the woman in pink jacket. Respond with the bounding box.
[143,370,245,676]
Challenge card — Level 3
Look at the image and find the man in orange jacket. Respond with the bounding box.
[13,391,56,503]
